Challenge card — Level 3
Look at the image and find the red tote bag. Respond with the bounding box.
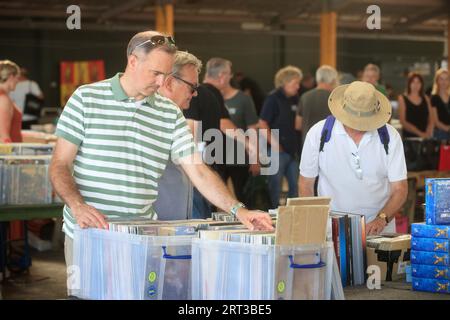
[438,144,450,171]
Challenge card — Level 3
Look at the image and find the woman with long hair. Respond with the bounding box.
[430,68,450,140]
[398,72,434,138]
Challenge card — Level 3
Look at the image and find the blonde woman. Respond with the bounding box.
[0,60,22,143]
[259,65,302,208]
[430,68,450,140]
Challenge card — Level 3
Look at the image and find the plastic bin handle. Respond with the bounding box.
[288,255,326,269]
[161,246,191,260]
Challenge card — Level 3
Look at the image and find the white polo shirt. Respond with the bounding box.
[300,119,407,230]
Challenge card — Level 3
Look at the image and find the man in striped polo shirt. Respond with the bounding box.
[50,31,274,278]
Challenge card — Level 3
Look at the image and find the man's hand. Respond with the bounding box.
[236,208,274,231]
[366,218,387,236]
[71,202,109,229]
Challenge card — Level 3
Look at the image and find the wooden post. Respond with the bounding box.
[164,3,174,36]
[320,11,337,68]
[447,14,449,69]
[155,4,165,33]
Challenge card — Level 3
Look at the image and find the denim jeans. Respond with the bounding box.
[191,187,212,219]
[267,151,299,209]
[434,128,450,141]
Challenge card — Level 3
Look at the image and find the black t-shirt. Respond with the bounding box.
[183,83,230,170]
[183,83,229,139]
[402,95,429,138]
[431,94,450,126]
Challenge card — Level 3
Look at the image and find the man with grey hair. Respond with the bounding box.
[156,52,263,219]
[296,65,338,144]
[362,63,387,96]
[50,32,273,295]
[214,57,260,203]
[183,57,261,218]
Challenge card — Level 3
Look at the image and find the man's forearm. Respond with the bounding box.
[190,164,237,213]
[50,162,84,209]
[299,176,315,197]
[378,187,408,220]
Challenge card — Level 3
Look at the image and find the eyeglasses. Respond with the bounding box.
[172,74,199,94]
[133,35,176,53]
[351,152,363,180]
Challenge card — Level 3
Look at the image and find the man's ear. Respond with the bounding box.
[164,76,173,92]
[128,54,138,70]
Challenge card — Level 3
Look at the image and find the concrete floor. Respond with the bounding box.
[1,246,450,300]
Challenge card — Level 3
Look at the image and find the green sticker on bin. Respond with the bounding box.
[277,281,285,293]
[148,271,157,283]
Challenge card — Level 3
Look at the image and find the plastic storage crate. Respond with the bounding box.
[191,238,333,300]
[0,155,52,205]
[72,227,194,300]
[0,143,54,156]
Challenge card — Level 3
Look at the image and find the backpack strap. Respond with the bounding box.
[377,125,390,155]
[319,115,336,152]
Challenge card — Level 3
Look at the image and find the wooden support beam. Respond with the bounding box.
[164,3,174,36]
[155,5,166,33]
[447,14,449,69]
[320,11,337,68]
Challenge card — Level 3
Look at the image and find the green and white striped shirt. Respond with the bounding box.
[55,73,196,238]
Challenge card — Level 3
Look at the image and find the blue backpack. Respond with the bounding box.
[319,115,390,155]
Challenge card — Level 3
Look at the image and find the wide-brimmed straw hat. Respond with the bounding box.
[328,81,392,131]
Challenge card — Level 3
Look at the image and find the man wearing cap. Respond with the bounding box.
[50,31,274,292]
[299,81,407,235]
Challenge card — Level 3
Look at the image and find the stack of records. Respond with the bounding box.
[330,211,367,287]
[0,155,53,205]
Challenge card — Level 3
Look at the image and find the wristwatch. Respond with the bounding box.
[377,212,389,224]
[230,202,246,217]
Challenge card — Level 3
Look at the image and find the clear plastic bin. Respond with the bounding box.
[0,143,54,156]
[72,227,194,300]
[191,238,333,300]
[0,155,52,205]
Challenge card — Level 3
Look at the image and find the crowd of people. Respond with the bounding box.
[2,31,449,296]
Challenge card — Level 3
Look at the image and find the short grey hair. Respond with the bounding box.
[205,57,232,79]
[364,63,380,75]
[274,65,302,88]
[126,30,177,57]
[172,51,203,76]
[316,65,338,85]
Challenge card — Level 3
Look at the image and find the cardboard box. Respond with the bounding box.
[286,197,331,206]
[275,204,329,245]
[366,234,411,281]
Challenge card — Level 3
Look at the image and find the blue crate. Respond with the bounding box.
[411,237,449,253]
[411,223,450,239]
[425,178,450,225]
[411,264,449,280]
[411,250,449,266]
[412,277,450,294]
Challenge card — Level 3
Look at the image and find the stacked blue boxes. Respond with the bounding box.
[425,178,450,225]
[411,178,450,294]
[411,224,450,294]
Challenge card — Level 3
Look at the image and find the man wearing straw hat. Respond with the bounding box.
[299,81,408,235]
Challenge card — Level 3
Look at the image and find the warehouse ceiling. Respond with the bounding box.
[0,0,448,40]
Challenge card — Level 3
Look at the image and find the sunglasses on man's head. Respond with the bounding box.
[172,74,199,94]
[133,35,176,52]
